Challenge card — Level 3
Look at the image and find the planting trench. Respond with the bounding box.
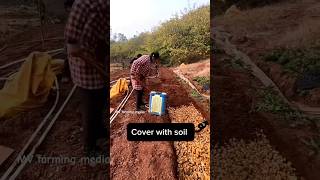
[214,30,320,117]
[110,68,210,180]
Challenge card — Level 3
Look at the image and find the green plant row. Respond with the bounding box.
[264,47,320,76]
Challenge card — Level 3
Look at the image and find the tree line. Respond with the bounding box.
[110,5,210,67]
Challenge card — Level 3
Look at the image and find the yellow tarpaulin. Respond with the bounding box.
[110,78,129,99]
[0,52,64,118]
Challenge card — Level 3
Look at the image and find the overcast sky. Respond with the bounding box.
[110,0,210,39]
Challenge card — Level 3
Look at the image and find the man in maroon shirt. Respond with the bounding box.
[130,52,160,111]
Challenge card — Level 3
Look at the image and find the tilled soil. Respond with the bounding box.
[213,134,297,179]
[110,68,209,119]
[110,68,209,180]
[213,53,320,179]
[169,105,210,180]
[110,114,178,180]
[16,83,108,180]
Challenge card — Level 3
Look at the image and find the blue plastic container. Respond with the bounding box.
[149,91,167,116]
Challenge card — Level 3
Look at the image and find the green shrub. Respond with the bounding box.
[190,89,202,99]
[264,48,320,75]
[256,87,290,113]
[255,87,310,122]
[193,76,210,86]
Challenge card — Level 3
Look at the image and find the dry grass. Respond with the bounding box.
[168,105,210,180]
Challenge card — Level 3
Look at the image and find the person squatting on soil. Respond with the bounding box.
[65,0,108,157]
[130,52,160,111]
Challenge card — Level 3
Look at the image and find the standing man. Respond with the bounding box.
[130,52,160,111]
[65,0,109,156]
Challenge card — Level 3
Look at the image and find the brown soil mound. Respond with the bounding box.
[177,59,210,78]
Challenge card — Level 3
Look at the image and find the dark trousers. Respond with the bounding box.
[135,88,145,110]
[63,46,71,78]
[77,86,107,152]
[64,57,71,78]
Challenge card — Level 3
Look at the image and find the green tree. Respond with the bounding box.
[110,5,210,66]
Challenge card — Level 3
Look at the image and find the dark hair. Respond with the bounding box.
[130,54,142,64]
[64,0,75,9]
[130,58,137,64]
[150,52,160,62]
